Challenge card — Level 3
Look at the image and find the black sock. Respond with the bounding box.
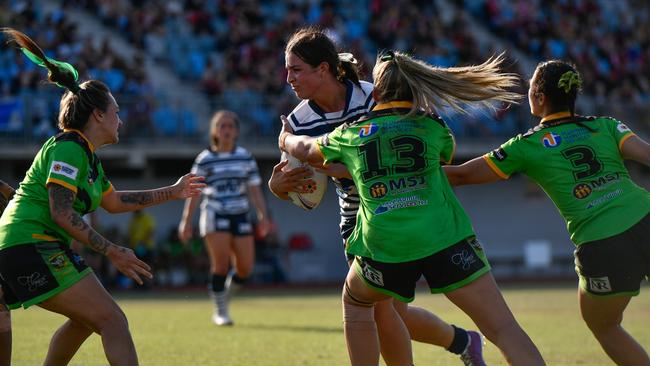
[231,273,247,285]
[210,274,227,292]
[446,325,469,354]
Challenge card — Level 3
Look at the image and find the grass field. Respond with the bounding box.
[10,282,650,365]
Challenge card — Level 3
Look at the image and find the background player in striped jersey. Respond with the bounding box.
[268,27,486,365]
[445,60,650,365]
[0,28,205,365]
[278,50,545,366]
[179,110,269,326]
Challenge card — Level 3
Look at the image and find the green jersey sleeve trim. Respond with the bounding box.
[102,184,114,196]
[46,177,78,193]
[482,154,509,179]
[618,133,636,151]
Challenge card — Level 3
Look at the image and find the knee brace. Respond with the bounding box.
[343,283,375,324]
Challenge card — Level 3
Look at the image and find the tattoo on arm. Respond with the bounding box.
[120,192,153,205]
[50,185,75,217]
[119,188,172,206]
[87,230,112,255]
[49,184,112,255]
[154,189,172,202]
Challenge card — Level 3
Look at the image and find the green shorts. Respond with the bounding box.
[0,241,92,309]
[575,214,650,297]
[353,236,491,302]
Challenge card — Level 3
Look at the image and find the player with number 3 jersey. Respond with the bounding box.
[445,60,650,365]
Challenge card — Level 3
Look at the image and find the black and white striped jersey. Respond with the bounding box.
[191,146,261,215]
[287,80,374,228]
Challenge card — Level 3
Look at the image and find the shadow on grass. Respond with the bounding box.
[235,322,342,334]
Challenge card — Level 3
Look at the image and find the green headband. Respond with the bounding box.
[21,47,80,92]
[557,70,581,94]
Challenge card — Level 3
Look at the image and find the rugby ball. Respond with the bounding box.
[281,151,327,210]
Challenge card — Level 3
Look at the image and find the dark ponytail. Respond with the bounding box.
[532,60,582,115]
[286,27,362,87]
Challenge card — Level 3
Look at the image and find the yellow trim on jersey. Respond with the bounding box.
[46,178,78,193]
[540,111,572,123]
[482,154,509,179]
[63,128,96,151]
[618,133,636,151]
[372,101,413,111]
[102,184,114,197]
[31,233,59,242]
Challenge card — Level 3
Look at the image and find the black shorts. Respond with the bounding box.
[352,237,491,302]
[341,219,355,262]
[575,213,650,296]
[199,210,253,237]
[0,241,91,309]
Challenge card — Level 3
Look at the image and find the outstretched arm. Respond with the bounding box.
[621,135,650,167]
[49,184,152,284]
[443,156,503,186]
[101,173,205,213]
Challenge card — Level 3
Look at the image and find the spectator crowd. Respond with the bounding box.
[1,0,649,142]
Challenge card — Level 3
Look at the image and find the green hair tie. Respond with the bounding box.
[21,47,80,92]
[380,50,395,62]
[557,70,581,94]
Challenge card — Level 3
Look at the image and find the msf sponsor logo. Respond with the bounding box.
[369,182,388,198]
[368,176,427,199]
[588,276,612,293]
[359,123,378,138]
[541,132,562,148]
[17,272,48,292]
[573,173,621,199]
[573,184,592,199]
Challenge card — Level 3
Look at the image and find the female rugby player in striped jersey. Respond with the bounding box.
[179,110,269,326]
[269,27,487,366]
[445,60,650,365]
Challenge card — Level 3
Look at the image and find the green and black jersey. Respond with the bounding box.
[0,130,112,249]
[317,102,475,263]
[485,113,650,245]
